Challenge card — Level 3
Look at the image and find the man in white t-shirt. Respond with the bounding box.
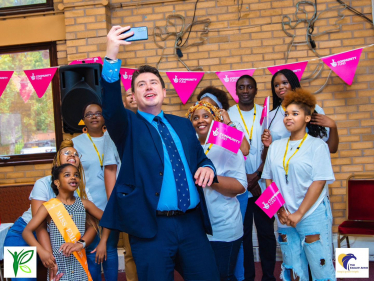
[228,75,276,281]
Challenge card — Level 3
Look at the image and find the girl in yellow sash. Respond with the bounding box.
[23,164,109,281]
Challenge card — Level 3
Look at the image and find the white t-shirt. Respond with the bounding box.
[103,134,121,178]
[228,104,266,197]
[203,144,247,242]
[268,104,329,142]
[262,135,335,227]
[73,132,118,211]
[21,176,54,223]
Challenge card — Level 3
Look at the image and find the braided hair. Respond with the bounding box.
[51,163,79,196]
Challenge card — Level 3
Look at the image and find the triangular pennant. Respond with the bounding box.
[321,48,363,85]
[24,68,57,98]
[69,56,103,65]
[166,72,204,104]
[216,69,256,103]
[0,71,14,98]
[120,68,136,91]
[267,61,308,81]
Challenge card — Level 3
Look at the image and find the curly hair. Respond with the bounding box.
[197,86,230,110]
[131,65,165,92]
[51,163,79,196]
[186,101,222,122]
[271,69,301,110]
[283,88,327,138]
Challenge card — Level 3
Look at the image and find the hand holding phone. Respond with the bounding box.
[122,27,148,42]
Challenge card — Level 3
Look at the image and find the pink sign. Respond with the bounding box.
[166,72,204,104]
[24,68,57,98]
[207,121,244,154]
[260,96,270,129]
[120,68,136,91]
[69,57,103,65]
[267,61,308,81]
[216,69,256,103]
[255,182,285,218]
[321,48,363,85]
[0,71,14,98]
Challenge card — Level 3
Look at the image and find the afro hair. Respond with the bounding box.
[197,86,230,110]
[283,88,316,116]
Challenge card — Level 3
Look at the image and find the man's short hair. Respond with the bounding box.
[131,65,165,92]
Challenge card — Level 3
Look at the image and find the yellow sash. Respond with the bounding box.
[43,198,93,281]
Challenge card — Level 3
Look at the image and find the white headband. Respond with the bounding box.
[200,93,223,109]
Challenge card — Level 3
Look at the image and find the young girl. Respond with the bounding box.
[23,164,109,281]
[266,69,339,153]
[187,101,248,281]
[261,89,335,281]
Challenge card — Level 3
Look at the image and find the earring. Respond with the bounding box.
[102,125,107,133]
[82,127,88,133]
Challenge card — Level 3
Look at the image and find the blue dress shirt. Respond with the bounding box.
[102,59,122,82]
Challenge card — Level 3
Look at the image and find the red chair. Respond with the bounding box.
[338,174,374,248]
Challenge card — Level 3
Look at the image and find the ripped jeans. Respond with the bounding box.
[277,197,335,281]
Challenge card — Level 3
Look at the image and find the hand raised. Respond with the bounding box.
[106,26,134,60]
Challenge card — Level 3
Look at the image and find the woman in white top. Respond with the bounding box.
[72,103,119,281]
[187,101,248,281]
[262,88,336,281]
[266,69,339,153]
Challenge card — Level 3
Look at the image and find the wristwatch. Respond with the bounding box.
[227,121,236,128]
[104,56,118,64]
[77,239,86,249]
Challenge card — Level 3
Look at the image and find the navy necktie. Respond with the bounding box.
[154,116,190,212]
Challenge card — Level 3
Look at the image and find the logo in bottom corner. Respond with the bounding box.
[4,247,37,278]
[336,248,369,278]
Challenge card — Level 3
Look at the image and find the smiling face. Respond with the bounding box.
[133,72,166,114]
[273,74,292,101]
[192,108,213,140]
[54,165,80,192]
[284,103,311,133]
[59,147,80,167]
[83,104,105,133]
[236,77,257,106]
[124,88,137,110]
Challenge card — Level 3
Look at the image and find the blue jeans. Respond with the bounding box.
[278,197,335,281]
[211,238,242,281]
[234,191,248,281]
[86,230,119,281]
[4,217,37,281]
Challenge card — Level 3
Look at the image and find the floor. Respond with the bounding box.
[103,261,374,280]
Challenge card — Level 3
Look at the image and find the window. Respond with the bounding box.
[0,42,62,166]
[0,0,53,16]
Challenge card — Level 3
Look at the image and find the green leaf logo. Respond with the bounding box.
[7,249,34,277]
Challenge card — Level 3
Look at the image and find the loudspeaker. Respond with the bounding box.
[59,64,102,133]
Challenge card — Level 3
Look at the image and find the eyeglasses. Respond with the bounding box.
[84,112,103,119]
[61,150,80,157]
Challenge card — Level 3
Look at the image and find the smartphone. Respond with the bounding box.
[122,27,148,42]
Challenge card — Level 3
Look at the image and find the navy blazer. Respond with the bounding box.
[99,79,216,239]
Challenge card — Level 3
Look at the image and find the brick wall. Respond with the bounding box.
[2,0,373,234]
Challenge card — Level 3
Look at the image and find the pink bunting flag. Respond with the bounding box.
[267,61,308,81]
[255,182,285,218]
[24,68,57,99]
[260,96,270,129]
[0,71,14,98]
[216,69,256,103]
[321,48,363,85]
[120,68,136,91]
[69,56,103,65]
[206,121,244,154]
[166,72,204,104]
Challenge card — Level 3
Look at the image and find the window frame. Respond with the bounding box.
[0,41,63,167]
[0,0,53,17]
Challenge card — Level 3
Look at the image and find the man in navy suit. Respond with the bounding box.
[100,26,220,281]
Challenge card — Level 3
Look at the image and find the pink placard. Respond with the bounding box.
[260,96,269,128]
[216,69,256,103]
[24,68,57,98]
[207,121,244,154]
[267,61,308,81]
[69,57,103,65]
[321,48,363,85]
[255,182,285,218]
[0,71,14,98]
[120,68,136,91]
[166,72,204,104]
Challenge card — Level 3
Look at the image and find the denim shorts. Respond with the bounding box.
[277,197,335,281]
